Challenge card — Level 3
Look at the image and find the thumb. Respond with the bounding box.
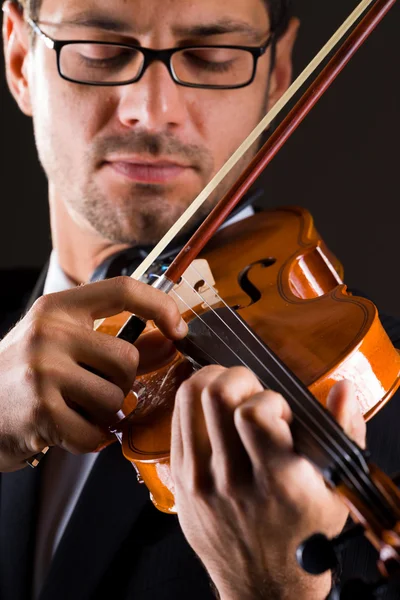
[326,380,366,449]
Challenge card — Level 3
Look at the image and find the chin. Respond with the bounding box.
[88,206,186,247]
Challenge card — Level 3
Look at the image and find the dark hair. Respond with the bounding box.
[268,0,292,37]
[15,0,291,37]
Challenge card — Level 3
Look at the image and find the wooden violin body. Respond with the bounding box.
[103,206,400,514]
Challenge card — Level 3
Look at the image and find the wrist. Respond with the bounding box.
[213,571,332,600]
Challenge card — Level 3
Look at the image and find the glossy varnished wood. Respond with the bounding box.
[97,207,400,513]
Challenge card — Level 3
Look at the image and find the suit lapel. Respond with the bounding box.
[39,442,150,600]
[0,466,41,600]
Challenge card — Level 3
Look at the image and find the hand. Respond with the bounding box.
[0,276,187,472]
[171,365,366,600]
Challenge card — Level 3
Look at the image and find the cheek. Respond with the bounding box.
[195,90,267,170]
[29,49,116,151]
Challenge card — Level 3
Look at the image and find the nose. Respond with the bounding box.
[117,60,188,132]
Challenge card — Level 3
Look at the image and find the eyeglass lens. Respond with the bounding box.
[59,44,254,86]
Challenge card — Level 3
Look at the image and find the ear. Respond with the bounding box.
[268,17,300,109]
[2,1,33,116]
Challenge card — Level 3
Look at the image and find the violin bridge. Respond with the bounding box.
[172,259,220,314]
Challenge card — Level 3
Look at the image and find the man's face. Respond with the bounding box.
[19,0,284,245]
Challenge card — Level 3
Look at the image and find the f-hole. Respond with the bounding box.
[237,258,277,306]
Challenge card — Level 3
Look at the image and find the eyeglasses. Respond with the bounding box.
[27,18,274,90]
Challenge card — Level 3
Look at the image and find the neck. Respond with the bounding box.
[49,186,130,284]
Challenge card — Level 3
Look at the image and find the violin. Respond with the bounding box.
[29,0,400,589]
[114,0,399,586]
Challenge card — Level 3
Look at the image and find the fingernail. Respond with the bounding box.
[175,319,188,337]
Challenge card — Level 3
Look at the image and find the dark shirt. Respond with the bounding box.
[0,268,399,600]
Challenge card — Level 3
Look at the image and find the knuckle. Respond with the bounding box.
[154,295,180,326]
[23,318,69,357]
[31,294,54,316]
[176,377,195,402]
[26,432,48,455]
[107,385,126,413]
[34,405,62,448]
[207,366,257,403]
[114,275,139,300]
[207,377,234,404]
[235,401,256,424]
[191,365,226,390]
[39,360,63,383]
[214,470,236,498]
[21,362,44,397]
[23,319,46,351]
[242,391,285,419]
[163,294,180,317]
[227,366,260,392]
[114,275,131,289]
[230,365,255,382]
[120,341,139,370]
[199,365,225,378]
[268,389,287,407]
[176,379,205,409]
[111,341,139,390]
[176,366,225,405]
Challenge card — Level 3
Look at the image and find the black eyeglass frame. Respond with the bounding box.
[27,17,275,90]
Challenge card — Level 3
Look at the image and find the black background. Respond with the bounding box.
[1,0,399,316]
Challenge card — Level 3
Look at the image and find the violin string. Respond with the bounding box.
[184,265,348,438]
[177,267,393,511]
[171,280,324,443]
[186,262,366,454]
[176,271,372,496]
[179,271,342,447]
[174,285,390,518]
[170,287,246,370]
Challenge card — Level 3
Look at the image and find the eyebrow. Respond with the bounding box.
[172,20,267,43]
[44,14,267,43]
[43,14,132,33]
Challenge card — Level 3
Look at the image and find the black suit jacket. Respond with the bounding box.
[1,268,400,600]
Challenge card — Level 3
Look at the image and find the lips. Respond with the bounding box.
[105,159,191,184]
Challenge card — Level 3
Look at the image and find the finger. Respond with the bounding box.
[234,391,293,472]
[59,362,126,426]
[68,328,139,396]
[39,390,110,454]
[201,367,263,484]
[174,366,226,489]
[178,384,212,475]
[33,277,188,340]
[326,380,366,449]
[170,385,184,480]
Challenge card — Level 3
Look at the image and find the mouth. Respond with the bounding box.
[104,156,193,184]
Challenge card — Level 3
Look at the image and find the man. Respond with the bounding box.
[1,1,399,599]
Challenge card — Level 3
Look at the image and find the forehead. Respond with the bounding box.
[39,0,270,39]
